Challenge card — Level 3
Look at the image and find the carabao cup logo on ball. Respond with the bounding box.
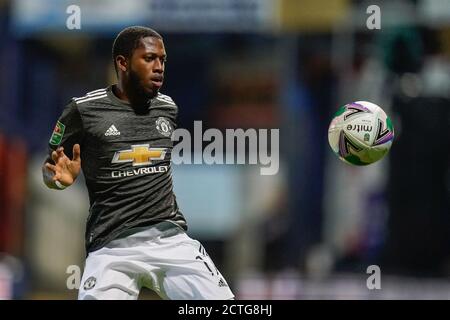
[328,101,394,166]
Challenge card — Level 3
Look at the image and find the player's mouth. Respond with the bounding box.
[150,76,164,88]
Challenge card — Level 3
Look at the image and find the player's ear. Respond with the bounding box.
[116,55,128,72]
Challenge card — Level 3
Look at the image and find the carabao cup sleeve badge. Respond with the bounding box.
[49,121,66,146]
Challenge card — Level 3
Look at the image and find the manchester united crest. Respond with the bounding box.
[156,117,173,137]
[83,276,97,290]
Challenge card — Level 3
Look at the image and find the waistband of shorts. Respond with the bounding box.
[115,221,183,240]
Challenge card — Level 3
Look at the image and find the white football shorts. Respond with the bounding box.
[78,221,235,300]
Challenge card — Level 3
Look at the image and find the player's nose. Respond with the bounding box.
[153,59,164,73]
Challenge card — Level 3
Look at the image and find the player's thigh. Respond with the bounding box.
[78,249,140,300]
[161,235,234,300]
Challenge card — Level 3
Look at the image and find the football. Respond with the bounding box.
[328,101,394,166]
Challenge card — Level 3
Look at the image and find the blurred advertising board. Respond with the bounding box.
[10,0,275,36]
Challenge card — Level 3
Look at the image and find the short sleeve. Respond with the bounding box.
[47,101,84,160]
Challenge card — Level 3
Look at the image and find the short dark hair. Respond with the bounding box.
[112,26,163,73]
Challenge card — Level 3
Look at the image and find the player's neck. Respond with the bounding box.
[113,83,152,115]
[114,82,153,108]
[113,83,130,103]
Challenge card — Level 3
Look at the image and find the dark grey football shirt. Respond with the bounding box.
[47,85,187,253]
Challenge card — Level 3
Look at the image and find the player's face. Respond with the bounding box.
[128,37,166,100]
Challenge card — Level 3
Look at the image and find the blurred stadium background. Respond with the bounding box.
[0,0,449,299]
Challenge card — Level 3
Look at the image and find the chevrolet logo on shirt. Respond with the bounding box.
[112,144,167,166]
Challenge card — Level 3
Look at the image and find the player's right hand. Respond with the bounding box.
[45,144,81,187]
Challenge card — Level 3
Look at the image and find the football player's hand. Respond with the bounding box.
[45,144,81,187]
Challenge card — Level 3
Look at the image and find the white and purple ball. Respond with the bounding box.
[328,101,394,166]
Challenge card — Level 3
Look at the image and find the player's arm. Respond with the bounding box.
[43,101,84,190]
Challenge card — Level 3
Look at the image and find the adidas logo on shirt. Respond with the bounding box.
[105,125,121,136]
